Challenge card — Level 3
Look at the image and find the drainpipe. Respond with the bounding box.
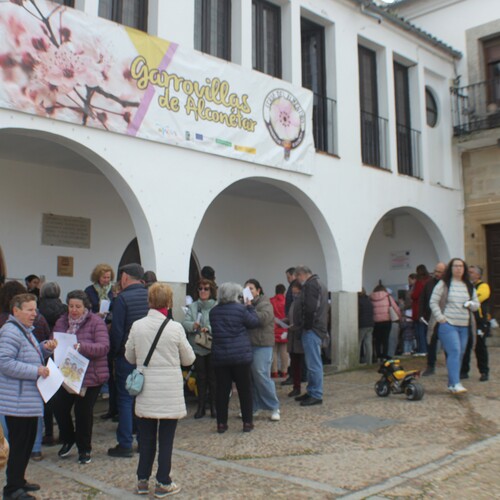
[360,1,382,25]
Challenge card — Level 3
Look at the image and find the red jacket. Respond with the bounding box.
[270,294,287,343]
[411,278,429,321]
[54,312,109,388]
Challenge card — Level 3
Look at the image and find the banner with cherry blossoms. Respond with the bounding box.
[0,0,315,173]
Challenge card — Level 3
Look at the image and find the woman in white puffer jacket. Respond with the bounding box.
[125,283,195,498]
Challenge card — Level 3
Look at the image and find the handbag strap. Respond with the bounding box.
[143,318,170,367]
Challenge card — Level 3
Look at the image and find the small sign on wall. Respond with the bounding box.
[42,214,91,249]
[57,256,74,277]
[390,250,411,270]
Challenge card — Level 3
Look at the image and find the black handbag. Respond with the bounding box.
[125,318,170,396]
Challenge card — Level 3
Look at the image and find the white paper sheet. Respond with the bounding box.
[99,299,111,314]
[242,286,253,303]
[37,358,64,403]
[53,332,77,368]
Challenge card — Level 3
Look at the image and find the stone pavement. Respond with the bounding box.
[2,346,500,499]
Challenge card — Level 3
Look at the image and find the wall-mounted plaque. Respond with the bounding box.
[57,256,74,277]
[42,214,91,249]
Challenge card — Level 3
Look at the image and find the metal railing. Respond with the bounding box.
[451,78,500,136]
[396,123,422,179]
[360,111,389,169]
[313,93,337,155]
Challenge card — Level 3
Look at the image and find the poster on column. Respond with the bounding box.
[0,1,314,174]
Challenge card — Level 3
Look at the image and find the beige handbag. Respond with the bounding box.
[0,424,9,470]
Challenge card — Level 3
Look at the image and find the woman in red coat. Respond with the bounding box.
[270,284,288,378]
[411,264,430,355]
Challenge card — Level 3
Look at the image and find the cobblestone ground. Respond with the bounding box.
[2,346,500,499]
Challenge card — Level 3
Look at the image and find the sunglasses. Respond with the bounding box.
[198,287,210,291]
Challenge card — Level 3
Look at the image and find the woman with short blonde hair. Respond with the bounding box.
[85,264,114,314]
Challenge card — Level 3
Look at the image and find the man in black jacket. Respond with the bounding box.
[293,266,328,406]
[108,263,149,457]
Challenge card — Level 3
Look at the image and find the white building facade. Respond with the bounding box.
[0,0,465,368]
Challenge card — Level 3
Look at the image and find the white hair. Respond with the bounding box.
[217,282,243,304]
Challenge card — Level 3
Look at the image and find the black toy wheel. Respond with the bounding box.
[405,382,424,401]
[375,379,390,397]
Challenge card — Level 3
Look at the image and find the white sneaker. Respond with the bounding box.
[270,409,280,421]
[449,383,468,394]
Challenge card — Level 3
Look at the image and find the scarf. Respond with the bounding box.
[67,309,89,334]
[94,283,112,302]
[155,307,169,317]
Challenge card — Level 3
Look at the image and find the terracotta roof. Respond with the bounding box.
[352,0,462,59]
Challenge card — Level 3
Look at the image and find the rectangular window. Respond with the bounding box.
[52,0,75,5]
[359,45,382,167]
[194,0,231,61]
[483,36,500,106]
[394,61,414,176]
[98,0,148,31]
[252,0,281,78]
[302,18,335,154]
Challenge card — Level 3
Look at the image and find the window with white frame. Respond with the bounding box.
[194,0,231,61]
[252,0,281,78]
[98,0,148,31]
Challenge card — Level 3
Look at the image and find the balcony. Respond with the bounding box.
[313,94,337,155]
[451,79,500,136]
[360,111,389,169]
[396,124,422,179]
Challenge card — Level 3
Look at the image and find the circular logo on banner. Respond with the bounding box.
[263,89,306,160]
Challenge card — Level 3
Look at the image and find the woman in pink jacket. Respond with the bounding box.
[370,284,401,360]
[53,290,109,465]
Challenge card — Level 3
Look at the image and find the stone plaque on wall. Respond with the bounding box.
[57,256,74,277]
[42,214,91,249]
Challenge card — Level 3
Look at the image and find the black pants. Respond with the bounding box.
[461,330,489,375]
[43,400,54,437]
[107,355,118,416]
[4,416,38,496]
[194,353,216,408]
[137,418,177,485]
[373,321,391,359]
[53,385,101,453]
[214,363,252,425]
[427,324,439,368]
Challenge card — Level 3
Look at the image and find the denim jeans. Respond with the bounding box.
[137,418,177,485]
[251,346,279,411]
[31,417,43,453]
[358,327,373,364]
[388,323,399,358]
[438,322,469,386]
[415,322,428,354]
[302,330,323,399]
[115,356,136,449]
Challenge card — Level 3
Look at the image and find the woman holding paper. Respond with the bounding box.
[125,283,195,497]
[84,263,114,315]
[0,293,56,500]
[182,278,217,419]
[53,290,109,465]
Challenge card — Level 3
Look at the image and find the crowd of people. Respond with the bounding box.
[358,258,492,394]
[0,263,329,499]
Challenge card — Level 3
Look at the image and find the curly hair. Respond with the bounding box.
[90,264,115,284]
[194,279,217,300]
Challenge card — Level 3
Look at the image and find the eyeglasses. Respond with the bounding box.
[198,287,210,292]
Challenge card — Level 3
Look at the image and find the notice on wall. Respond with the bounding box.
[42,214,91,249]
[57,256,74,277]
[390,250,411,270]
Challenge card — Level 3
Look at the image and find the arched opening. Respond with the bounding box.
[0,128,153,295]
[191,177,338,294]
[362,207,450,295]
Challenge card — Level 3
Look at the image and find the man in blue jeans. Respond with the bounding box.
[108,263,149,458]
[293,266,328,407]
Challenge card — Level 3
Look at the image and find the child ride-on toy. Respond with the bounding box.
[375,358,424,401]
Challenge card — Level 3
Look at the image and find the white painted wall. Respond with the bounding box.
[0,159,135,297]
[193,193,327,295]
[362,213,439,294]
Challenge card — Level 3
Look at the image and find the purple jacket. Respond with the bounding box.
[54,312,110,388]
